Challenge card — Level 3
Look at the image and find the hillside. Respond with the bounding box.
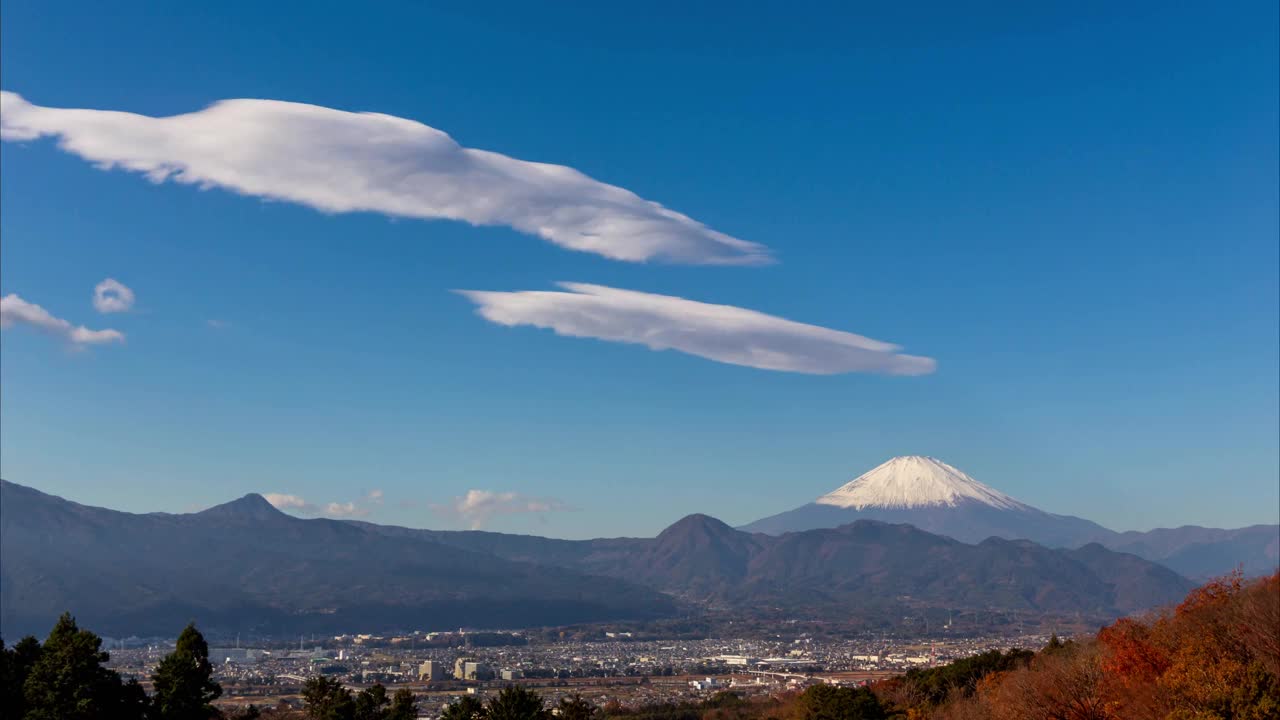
[0,480,678,637]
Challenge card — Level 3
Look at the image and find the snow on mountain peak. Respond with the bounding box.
[815,456,1030,511]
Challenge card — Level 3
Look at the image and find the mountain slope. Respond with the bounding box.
[0,480,1213,636]
[360,513,1195,618]
[738,456,1278,579]
[0,480,678,637]
[741,456,1113,546]
[1103,525,1280,579]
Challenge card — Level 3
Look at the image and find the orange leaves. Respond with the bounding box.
[922,572,1279,719]
[1097,617,1170,684]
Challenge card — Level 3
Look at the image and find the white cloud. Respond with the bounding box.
[0,92,769,265]
[92,278,135,313]
[441,490,572,529]
[457,282,936,375]
[265,491,376,518]
[324,501,366,518]
[1,293,125,347]
[263,493,316,513]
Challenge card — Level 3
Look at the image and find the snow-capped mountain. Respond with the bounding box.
[814,455,1031,511]
[741,455,1113,546]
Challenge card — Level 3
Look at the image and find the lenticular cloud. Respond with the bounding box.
[457,282,936,376]
[0,91,769,265]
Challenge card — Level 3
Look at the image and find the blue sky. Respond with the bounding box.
[1,1,1276,538]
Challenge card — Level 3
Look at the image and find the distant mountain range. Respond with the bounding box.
[739,456,1279,578]
[392,513,1194,617]
[0,481,675,638]
[0,477,1204,637]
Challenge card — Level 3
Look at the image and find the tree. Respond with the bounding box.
[303,676,356,720]
[22,612,146,720]
[555,693,599,720]
[440,695,484,720]
[1042,633,1070,655]
[119,678,151,719]
[901,648,1034,707]
[793,684,887,720]
[1,635,42,718]
[485,685,549,720]
[151,623,223,720]
[353,683,390,720]
[387,689,418,720]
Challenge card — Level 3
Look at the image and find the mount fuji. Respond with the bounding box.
[740,456,1278,578]
[742,456,1120,546]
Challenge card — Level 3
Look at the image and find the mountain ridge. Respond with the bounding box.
[0,479,678,638]
[0,477,1262,638]
[738,456,1279,578]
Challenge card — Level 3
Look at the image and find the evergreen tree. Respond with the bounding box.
[485,685,549,720]
[387,689,418,720]
[1,635,42,718]
[793,684,887,720]
[440,694,484,720]
[22,612,145,720]
[353,683,390,720]
[118,678,152,719]
[150,623,222,720]
[303,676,356,720]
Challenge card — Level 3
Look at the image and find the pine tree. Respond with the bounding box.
[485,685,548,720]
[440,694,484,720]
[1,635,42,718]
[303,675,356,720]
[387,688,418,720]
[353,683,390,720]
[22,612,145,720]
[150,623,223,720]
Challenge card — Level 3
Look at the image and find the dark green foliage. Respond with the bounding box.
[704,691,745,709]
[441,695,485,720]
[793,684,887,720]
[301,678,415,720]
[21,612,147,720]
[303,676,356,720]
[1040,632,1076,656]
[1,635,42,718]
[353,683,390,720]
[555,693,599,720]
[387,689,418,720]
[901,648,1034,705]
[485,685,548,720]
[151,623,223,720]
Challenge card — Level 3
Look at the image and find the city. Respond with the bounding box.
[101,628,1062,715]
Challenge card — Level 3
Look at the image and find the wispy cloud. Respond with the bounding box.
[264,489,384,518]
[0,92,769,265]
[206,319,230,329]
[438,490,573,529]
[457,282,936,375]
[1,293,125,347]
[92,278,135,313]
